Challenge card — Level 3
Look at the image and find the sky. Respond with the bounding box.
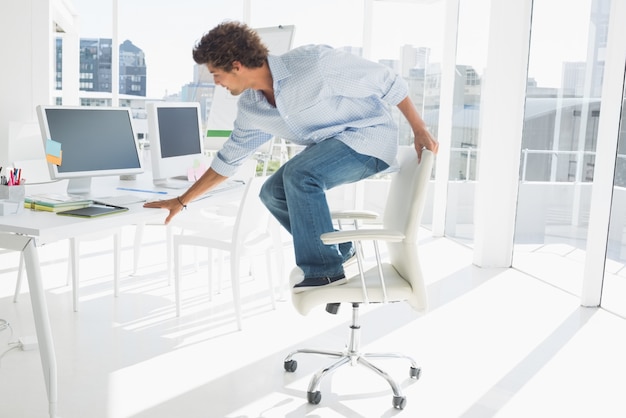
[72,0,593,99]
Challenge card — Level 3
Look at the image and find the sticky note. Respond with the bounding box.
[45,139,63,165]
[46,150,62,166]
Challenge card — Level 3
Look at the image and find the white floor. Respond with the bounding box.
[1,225,626,418]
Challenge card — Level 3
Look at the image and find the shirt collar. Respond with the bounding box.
[246,55,290,104]
[267,54,291,91]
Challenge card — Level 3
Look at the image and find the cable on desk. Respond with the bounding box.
[0,318,10,333]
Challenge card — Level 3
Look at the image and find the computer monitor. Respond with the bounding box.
[146,101,207,188]
[36,105,144,195]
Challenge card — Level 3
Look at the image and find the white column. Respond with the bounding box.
[61,20,80,105]
[52,0,79,105]
[431,0,460,237]
[242,0,251,24]
[472,0,533,267]
[0,0,53,167]
[362,0,373,60]
[581,0,626,307]
[112,0,120,106]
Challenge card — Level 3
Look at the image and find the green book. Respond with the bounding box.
[25,193,93,211]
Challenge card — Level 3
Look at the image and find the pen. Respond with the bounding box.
[116,187,168,195]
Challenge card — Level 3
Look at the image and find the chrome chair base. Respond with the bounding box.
[283,303,421,410]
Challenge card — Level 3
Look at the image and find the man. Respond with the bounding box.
[144,21,438,292]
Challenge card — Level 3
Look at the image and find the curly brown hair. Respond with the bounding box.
[192,21,269,71]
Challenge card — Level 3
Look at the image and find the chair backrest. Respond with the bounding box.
[383,147,434,310]
[233,175,270,247]
[383,148,433,241]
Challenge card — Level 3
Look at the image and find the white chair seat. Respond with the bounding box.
[289,264,414,315]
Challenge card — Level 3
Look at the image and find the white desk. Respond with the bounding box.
[0,175,243,418]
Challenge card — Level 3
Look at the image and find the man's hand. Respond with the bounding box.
[143,167,228,224]
[414,127,439,162]
[143,198,185,224]
[396,96,439,162]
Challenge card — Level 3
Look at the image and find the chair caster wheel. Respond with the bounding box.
[307,390,322,405]
[410,366,421,379]
[284,359,297,372]
[393,395,406,410]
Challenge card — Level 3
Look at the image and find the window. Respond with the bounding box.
[512,0,607,296]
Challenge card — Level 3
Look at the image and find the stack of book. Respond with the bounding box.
[25,193,93,212]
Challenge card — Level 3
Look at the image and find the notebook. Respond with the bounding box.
[57,204,128,218]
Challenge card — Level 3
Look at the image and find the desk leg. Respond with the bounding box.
[22,239,58,418]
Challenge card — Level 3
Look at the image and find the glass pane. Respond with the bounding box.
[367,0,445,221]
[443,0,490,243]
[72,0,244,102]
[512,0,609,296]
[369,0,445,148]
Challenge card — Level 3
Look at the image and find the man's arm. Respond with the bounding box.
[397,96,439,161]
[143,167,228,224]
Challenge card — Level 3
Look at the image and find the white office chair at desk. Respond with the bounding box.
[173,175,282,330]
[282,148,434,410]
[131,159,257,278]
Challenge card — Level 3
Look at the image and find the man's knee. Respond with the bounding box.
[259,178,273,206]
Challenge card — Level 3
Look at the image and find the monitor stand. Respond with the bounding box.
[153,177,193,190]
[66,177,92,196]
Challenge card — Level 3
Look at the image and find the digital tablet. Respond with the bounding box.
[57,204,129,218]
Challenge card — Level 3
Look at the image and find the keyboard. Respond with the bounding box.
[192,180,246,201]
[93,194,147,207]
[157,180,193,190]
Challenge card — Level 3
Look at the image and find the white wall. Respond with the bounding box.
[0,0,77,168]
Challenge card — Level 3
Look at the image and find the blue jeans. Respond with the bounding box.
[259,139,389,279]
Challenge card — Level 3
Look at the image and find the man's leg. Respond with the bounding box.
[259,139,388,287]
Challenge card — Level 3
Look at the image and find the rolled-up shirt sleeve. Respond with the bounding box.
[210,124,272,177]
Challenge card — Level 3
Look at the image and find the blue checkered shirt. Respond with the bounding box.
[211,44,408,177]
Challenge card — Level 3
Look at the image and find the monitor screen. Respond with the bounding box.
[36,105,143,194]
[146,102,207,187]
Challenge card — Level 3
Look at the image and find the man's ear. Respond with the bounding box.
[231,61,242,72]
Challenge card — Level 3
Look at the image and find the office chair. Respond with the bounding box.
[173,175,282,330]
[132,159,257,277]
[283,148,434,410]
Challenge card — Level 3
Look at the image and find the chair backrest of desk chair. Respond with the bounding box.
[233,176,271,249]
[383,148,434,312]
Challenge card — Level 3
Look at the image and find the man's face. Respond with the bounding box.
[207,63,245,96]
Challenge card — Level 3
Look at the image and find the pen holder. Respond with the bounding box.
[0,185,25,215]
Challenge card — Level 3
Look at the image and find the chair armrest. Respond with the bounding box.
[330,209,379,221]
[320,229,405,245]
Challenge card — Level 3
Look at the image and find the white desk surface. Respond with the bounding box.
[0,172,242,244]
[0,201,164,244]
